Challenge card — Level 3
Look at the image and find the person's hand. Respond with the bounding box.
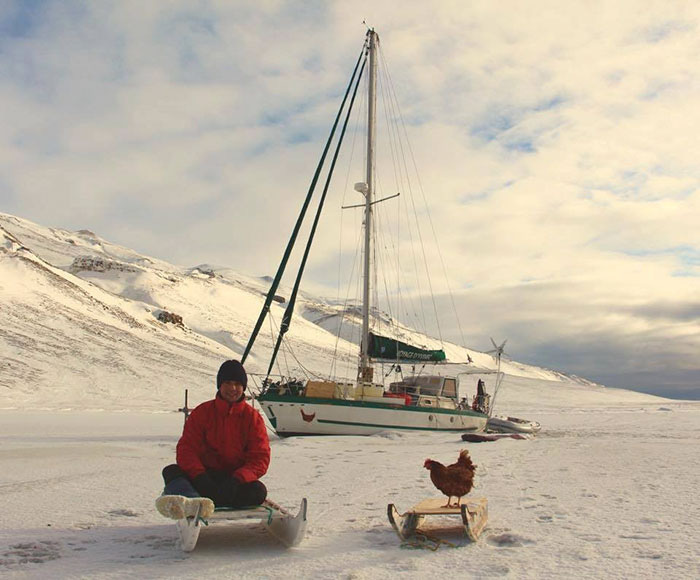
[192,473,219,501]
[216,477,242,506]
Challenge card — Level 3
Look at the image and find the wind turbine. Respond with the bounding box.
[486,338,508,417]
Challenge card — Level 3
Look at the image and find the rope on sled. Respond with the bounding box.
[400,530,458,551]
[260,504,275,525]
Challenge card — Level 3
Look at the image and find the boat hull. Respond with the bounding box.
[257,395,487,436]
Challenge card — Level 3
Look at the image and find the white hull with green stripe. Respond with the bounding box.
[258,394,487,437]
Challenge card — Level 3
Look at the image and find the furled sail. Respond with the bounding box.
[367,332,446,362]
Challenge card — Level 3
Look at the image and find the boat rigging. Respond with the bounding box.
[243,30,488,436]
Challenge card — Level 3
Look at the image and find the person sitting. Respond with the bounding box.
[158,360,270,517]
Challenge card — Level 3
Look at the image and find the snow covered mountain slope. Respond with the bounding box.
[1,224,233,409]
[0,212,668,410]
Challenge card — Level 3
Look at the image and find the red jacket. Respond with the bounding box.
[176,395,270,483]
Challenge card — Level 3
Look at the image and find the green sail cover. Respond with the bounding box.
[368,332,446,362]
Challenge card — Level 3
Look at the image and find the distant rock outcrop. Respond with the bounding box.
[156,310,184,326]
[1,227,27,254]
[188,266,216,278]
[70,255,139,274]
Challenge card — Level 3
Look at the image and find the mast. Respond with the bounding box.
[359,29,378,381]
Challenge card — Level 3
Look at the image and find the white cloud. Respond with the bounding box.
[0,0,698,397]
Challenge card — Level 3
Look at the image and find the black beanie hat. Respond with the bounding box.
[216,360,247,391]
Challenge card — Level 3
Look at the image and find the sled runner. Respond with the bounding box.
[387,497,488,545]
[157,496,308,552]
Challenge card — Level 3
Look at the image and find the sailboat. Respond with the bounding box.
[245,29,488,436]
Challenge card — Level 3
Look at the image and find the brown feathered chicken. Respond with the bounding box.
[424,449,476,507]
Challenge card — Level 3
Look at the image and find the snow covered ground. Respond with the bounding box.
[1,397,698,579]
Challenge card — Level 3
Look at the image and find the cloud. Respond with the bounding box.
[1,0,699,398]
[431,283,700,399]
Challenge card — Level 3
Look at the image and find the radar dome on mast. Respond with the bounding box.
[354,182,369,195]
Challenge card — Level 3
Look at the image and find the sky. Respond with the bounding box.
[1,0,699,399]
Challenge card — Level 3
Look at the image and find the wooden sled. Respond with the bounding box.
[387,497,488,545]
[175,498,308,552]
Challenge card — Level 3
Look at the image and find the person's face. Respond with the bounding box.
[220,380,245,403]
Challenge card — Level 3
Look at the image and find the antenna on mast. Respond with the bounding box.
[486,338,509,417]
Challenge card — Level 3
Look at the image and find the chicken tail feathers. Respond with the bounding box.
[458,449,476,471]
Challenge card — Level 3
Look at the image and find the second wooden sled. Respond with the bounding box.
[176,498,308,552]
[387,497,488,544]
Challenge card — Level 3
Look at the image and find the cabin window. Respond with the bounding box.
[443,378,457,398]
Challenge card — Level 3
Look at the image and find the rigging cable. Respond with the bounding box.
[378,54,428,337]
[267,300,325,381]
[330,81,367,380]
[383,47,441,344]
[242,38,368,364]
[265,52,368,378]
[374,206,397,328]
[266,308,292,380]
[330,217,363,380]
[375,63,408,359]
[376,65,404,339]
[380,44,465,348]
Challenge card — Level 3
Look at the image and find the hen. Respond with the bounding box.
[424,449,476,507]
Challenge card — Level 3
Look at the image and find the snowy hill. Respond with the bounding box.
[0,212,668,410]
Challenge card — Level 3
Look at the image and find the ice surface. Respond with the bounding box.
[0,405,698,578]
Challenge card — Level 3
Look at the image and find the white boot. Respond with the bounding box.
[156,495,215,520]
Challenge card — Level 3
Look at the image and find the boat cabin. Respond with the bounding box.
[261,374,461,410]
[388,375,459,409]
